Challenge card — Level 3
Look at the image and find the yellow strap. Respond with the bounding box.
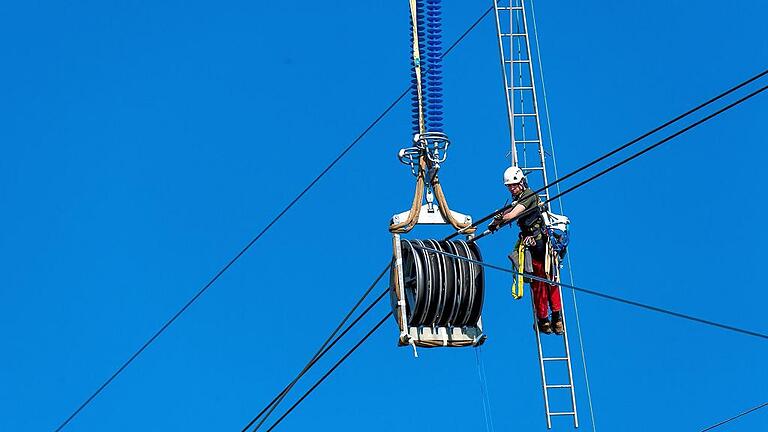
[511,240,525,300]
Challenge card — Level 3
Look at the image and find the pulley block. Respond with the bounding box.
[390,238,486,348]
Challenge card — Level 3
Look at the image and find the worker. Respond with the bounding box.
[489,166,563,335]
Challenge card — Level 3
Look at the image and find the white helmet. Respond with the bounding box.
[503,166,525,185]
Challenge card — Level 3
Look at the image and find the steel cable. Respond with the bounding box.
[465,81,768,243]
[241,266,390,432]
[263,312,393,432]
[699,401,768,431]
[446,67,768,241]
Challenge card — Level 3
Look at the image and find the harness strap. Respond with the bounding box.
[544,236,552,279]
[511,239,525,300]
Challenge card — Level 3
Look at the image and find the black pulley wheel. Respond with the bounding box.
[452,240,473,326]
[442,240,464,325]
[401,240,427,326]
[436,240,457,326]
[417,239,441,326]
[465,241,485,326]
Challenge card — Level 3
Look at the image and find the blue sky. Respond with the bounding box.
[2,1,767,431]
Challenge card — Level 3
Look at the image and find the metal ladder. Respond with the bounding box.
[492,0,579,428]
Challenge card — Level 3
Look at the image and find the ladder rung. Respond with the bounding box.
[549,412,576,416]
[504,60,530,64]
[513,113,537,116]
[516,140,540,143]
[508,86,533,90]
[501,33,528,37]
[545,384,573,389]
[543,357,569,361]
[520,167,544,171]
[497,7,524,11]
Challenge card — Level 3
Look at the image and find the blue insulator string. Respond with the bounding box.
[410,0,427,135]
[425,0,444,132]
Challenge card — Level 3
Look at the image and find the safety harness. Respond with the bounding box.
[509,202,571,299]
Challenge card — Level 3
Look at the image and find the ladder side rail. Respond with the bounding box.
[532,288,554,429]
[493,0,517,166]
[556,270,580,428]
[519,0,551,203]
[510,1,524,168]
[509,13,546,192]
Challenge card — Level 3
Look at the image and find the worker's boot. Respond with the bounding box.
[537,318,553,334]
[551,311,564,335]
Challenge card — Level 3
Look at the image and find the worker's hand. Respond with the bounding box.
[523,235,537,247]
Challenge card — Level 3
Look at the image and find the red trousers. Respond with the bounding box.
[531,257,562,319]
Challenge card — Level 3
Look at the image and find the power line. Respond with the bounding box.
[241,267,390,432]
[446,67,768,240]
[264,312,392,432]
[542,67,768,202]
[52,6,494,431]
[546,82,768,205]
[699,401,768,431]
[410,243,768,341]
[467,81,768,243]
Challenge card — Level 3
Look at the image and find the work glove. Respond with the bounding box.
[488,214,503,232]
[522,235,537,247]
